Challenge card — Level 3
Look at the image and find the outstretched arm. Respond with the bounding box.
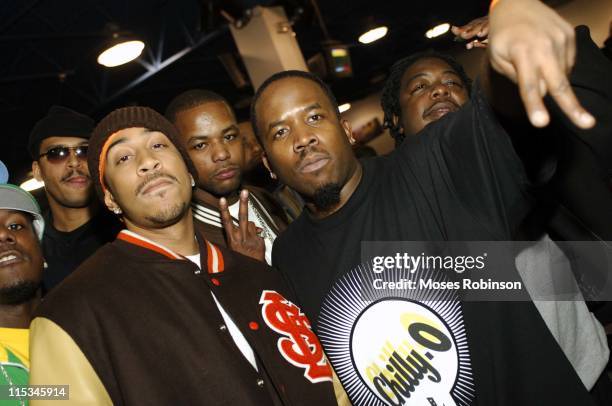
[482,0,595,129]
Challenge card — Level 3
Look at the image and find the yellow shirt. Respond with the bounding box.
[0,327,29,405]
[0,328,29,370]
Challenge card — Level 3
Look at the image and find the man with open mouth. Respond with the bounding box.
[0,183,45,403]
[380,48,611,400]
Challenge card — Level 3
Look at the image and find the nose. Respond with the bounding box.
[210,142,230,163]
[66,148,82,168]
[293,126,318,153]
[431,82,450,99]
[137,150,161,175]
[0,227,16,245]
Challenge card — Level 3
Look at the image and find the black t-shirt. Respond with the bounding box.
[273,81,597,404]
[42,209,122,291]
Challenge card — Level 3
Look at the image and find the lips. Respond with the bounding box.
[424,100,459,120]
[214,166,239,181]
[298,152,331,174]
[0,250,23,267]
[63,175,90,187]
[140,178,174,196]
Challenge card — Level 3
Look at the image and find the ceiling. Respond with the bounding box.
[1,0,491,183]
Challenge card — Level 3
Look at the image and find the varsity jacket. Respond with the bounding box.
[29,229,337,405]
[191,186,288,247]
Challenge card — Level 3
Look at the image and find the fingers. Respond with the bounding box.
[513,45,594,129]
[238,189,249,240]
[247,221,258,237]
[467,38,489,50]
[538,55,595,128]
[452,16,490,41]
[219,197,235,240]
[513,48,550,127]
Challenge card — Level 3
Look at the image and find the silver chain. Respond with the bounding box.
[247,197,275,243]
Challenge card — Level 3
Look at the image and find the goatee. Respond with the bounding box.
[313,183,342,211]
[0,281,41,305]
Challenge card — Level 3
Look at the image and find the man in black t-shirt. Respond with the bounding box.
[249,1,608,405]
[29,106,121,291]
[379,47,611,399]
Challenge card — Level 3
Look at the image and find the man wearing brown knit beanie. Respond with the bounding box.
[28,106,339,406]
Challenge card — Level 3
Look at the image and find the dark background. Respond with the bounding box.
[1,0,505,183]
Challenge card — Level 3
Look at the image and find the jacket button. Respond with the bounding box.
[219,324,227,332]
[256,379,264,387]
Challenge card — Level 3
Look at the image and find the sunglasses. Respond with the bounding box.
[39,145,88,163]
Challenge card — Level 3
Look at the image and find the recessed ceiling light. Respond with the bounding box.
[20,178,44,192]
[425,23,450,39]
[359,26,388,44]
[339,103,351,113]
[97,40,145,68]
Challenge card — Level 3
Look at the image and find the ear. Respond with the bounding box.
[32,161,42,182]
[103,188,120,213]
[340,119,356,145]
[392,114,404,134]
[262,155,277,180]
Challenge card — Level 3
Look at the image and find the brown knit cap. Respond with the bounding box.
[88,106,197,201]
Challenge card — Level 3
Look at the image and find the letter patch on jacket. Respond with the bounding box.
[259,290,332,383]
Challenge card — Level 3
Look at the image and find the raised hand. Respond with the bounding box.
[452,16,489,49]
[488,0,595,129]
[219,189,265,262]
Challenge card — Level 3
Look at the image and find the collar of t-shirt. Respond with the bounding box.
[43,210,96,241]
[184,253,258,371]
[303,158,376,231]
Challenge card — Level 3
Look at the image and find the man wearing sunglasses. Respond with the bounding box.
[28,106,121,291]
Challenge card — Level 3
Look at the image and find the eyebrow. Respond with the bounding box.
[187,124,239,143]
[266,103,322,133]
[223,124,239,135]
[44,141,89,150]
[405,70,461,84]
[106,129,155,155]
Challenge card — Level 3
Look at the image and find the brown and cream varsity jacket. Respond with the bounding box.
[29,229,338,405]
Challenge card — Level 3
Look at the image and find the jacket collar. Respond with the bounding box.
[117,229,224,274]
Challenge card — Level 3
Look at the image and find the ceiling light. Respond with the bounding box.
[339,103,351,113]
[425,23,450,39]
[359,26,388,44]
[97,40,145,68]
[20,178,44,192]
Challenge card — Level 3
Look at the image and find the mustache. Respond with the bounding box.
[423,99,460,117]
[61,169,90,182]
[298,145,325,162]
[213,164,240,177]
[135,172,179,196]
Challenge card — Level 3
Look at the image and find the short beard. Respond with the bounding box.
[145,201,188,227]
[312,183,342,211]
[0,281,41,305]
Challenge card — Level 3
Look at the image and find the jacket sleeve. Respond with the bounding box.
[29,317,112,405]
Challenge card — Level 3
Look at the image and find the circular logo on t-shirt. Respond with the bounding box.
[318,264,474,406]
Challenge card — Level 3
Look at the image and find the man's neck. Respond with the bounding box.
[306,162,363,220]
[0,295,41,329]
[125,210,199,257]
[193,187,240,209]
[47,198,96,232]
